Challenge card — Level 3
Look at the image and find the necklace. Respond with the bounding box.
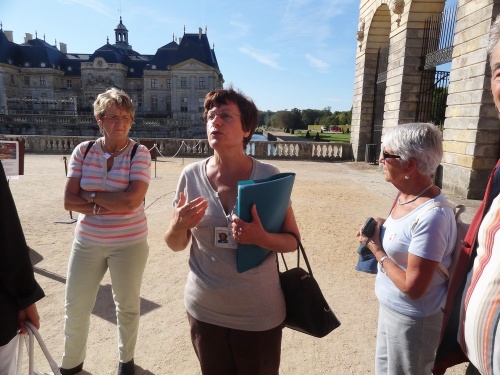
[398,183,434,205]
[101,139,129,159]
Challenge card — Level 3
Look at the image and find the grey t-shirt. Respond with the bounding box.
[173,157,286,331]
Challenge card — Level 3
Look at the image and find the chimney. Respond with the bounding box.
[179,37,182,44]
[24,33,33,42]
[4,30,13,42]
[199,27,202,39]
[60,42,67,53]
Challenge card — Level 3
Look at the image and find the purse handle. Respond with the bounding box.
[278,232,314,277]
[17,321,62,375]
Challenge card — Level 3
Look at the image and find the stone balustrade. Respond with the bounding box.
[0,135,354,161]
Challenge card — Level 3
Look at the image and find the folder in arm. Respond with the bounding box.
[236,172,296,273]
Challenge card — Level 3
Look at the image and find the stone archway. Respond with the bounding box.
[351,3,391,162]
[351,0,500,199]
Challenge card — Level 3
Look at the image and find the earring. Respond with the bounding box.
[404,175,409,180]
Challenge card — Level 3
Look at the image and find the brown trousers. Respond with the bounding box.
[187,312,283,375]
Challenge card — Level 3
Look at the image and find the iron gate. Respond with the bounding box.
[416,3,457,126]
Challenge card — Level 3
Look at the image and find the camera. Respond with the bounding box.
[361,217,377,238]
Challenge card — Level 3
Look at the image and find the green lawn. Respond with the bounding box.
[294,130,350,143]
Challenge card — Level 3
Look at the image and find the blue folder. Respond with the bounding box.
[236,172,296,272]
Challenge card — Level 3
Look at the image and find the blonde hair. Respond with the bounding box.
[93,87,135,120]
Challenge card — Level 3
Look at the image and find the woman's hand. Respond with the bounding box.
[357,217,386,256]
[231,205,299,253]
[231,204,266,245]
[164,192,208,251]
[173,193,208,230]
[18,303,40,334]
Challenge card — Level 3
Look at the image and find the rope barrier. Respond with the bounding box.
[149,140,203,161]
[144,191,176,211]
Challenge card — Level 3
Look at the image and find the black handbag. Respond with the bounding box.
[277,233,341,338]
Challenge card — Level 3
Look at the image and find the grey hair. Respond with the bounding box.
[488,15,500,66]
[382,123,443,177]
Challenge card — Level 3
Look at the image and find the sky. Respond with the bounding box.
[0,0,360,112]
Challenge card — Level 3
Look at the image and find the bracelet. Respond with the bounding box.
[379,255,389,273]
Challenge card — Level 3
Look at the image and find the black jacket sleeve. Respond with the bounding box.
[0,161,45,346]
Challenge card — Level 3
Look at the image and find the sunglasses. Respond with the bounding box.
[382,151,401,160]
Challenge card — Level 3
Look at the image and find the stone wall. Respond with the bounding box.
[352,0,500,199]
[0,114,206,139]
[0,134,354,162]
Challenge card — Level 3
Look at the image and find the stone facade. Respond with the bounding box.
[0,19,223,125]
[352,0,500,199]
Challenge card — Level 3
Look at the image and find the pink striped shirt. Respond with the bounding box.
[68,139,151,246]
[460,195,500,374]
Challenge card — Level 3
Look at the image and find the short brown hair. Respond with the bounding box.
[203,87,258,148]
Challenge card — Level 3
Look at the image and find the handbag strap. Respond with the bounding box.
[21,321,62,375]
[277,232,314,277]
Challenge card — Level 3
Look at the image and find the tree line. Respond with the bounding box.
[259,107,352,130]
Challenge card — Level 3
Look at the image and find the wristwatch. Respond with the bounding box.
[89,192,96,204]
[379,255,389,273]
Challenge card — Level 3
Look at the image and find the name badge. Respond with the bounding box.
[214,227,237,249]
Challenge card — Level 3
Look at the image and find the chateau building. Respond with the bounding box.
[0,18,223,122]
[351,1,500,199]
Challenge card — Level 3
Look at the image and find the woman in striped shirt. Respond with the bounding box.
[60,88,151,375]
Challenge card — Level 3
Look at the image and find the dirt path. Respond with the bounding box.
[9,154,472,374]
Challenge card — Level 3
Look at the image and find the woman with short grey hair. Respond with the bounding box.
[358,122,457,374]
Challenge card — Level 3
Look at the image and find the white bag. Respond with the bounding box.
[16,321,61,375]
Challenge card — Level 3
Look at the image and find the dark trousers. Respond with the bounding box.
[187,312,283,375]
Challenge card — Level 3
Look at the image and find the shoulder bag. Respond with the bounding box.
[277,232,341,338]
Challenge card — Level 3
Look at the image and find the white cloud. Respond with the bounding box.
[239,45,285,70]
[274,0,354,48]
[229,20,251,38]
[305,53,330,72]
[58,0,110,15]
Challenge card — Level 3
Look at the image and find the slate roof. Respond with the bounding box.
[19,38,65,68]
[0,19,220,77]
[0,30,16,64]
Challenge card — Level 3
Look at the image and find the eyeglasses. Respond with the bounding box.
[102,115,133,124]
[382,151,401,160]
[207,110,240,122]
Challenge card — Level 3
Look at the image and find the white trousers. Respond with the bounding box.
[0,335,18,375]
[61,238,149,369]
[375,303,443,375]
